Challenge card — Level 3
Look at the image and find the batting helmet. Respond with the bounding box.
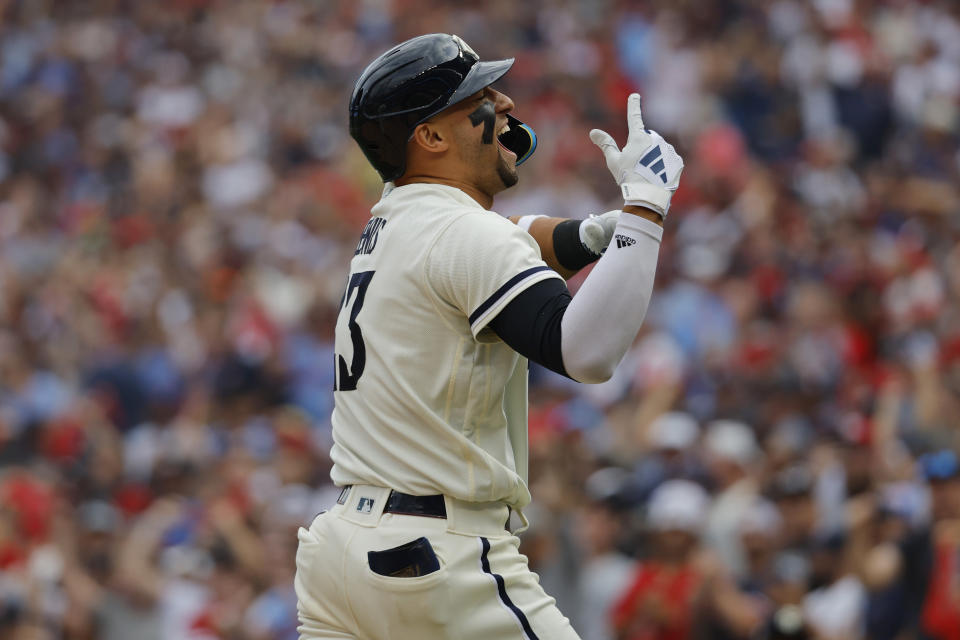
[349,33,537,182]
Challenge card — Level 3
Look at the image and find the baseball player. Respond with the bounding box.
[295,33,683,640]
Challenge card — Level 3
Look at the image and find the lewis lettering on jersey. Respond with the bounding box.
[355,217,387,255]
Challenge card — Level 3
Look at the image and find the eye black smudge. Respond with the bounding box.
[468,102,496,144]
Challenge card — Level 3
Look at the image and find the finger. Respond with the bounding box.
[589,128,619,153]
[590,129,621,174]
[590,128,621,170]
[626,93,645,140]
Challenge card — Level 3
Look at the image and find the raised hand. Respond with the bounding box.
[590,93,683,218]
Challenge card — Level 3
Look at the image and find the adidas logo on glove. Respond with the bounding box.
[615,234,637,249]
[636,145,669,184]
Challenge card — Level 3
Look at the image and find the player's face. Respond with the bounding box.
[449,87,519,193]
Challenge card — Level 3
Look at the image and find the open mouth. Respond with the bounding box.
[496,115,537,165]
[496,121,516,158]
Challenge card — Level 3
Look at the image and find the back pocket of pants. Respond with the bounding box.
[368,537,441,578]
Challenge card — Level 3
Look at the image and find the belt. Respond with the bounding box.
[337,485,514,532]
[384,490,447,518]
[338,486,447,518]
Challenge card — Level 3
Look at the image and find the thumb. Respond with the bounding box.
[589,129,621,174]
[579,217,606,254]
[580,210,622,254]
[589,128,619,154]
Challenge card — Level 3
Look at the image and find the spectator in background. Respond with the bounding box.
[861,482,930,640]
[632,411,704,499]
[920,450,960,640]
[738,499,784,597]
[802,533,867,640]
[613,480,763,640]
[703,420,762,579]
[769,465,819,555]
[575,468,637,640]
[764,553,813,640]
[613,480,711,640]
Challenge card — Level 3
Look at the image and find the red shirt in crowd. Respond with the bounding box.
[612,562,702,640]
[922,542,960,640]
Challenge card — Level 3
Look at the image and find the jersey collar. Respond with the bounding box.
[381,182,487,211]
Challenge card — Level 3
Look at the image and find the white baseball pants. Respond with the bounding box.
[295,484,581,640]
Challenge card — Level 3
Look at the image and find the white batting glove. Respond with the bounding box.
[590,93,683,218]
[579,210,620,255]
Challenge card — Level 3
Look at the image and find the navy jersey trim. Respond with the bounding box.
[479,537,541,640]
[468,266,553,326]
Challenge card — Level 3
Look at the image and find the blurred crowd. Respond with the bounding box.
[1,0,959,638]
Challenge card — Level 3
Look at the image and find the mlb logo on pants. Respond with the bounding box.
[357,497,375,514]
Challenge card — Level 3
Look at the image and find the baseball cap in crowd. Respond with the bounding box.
[647,479,710,532]
[648,411,700,451]
[585,467,629,502]
[878,481,929,525]
[766,417,813,460]
[810,531,847,554]
[739,499,783,538]
[704,420,759,467]
[769,465,814,500]
[160,545,214,580]
[679,243,730,282]
[77,500,121,534]
[771,550,811,585]
[919,449,960,482]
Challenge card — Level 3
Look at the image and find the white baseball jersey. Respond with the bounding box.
[329,182,563,511]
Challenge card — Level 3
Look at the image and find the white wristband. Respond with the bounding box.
[517,214,546,233]
[621,183,672,217]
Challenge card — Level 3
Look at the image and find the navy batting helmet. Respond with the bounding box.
[349,33,537,182]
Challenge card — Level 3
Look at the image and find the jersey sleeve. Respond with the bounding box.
[425,211,563,339]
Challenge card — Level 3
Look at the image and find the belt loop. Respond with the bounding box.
[510,507,529,535]
[442,494,456,532]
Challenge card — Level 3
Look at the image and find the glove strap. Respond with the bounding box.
[621,183,672,218]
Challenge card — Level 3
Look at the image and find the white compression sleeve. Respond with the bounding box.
[560,213,663,383]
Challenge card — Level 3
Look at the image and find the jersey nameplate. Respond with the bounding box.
[355,217,387,256]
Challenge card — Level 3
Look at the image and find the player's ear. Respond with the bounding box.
[409,122,449,154]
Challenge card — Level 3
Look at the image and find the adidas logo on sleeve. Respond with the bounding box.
[615,234,637,249]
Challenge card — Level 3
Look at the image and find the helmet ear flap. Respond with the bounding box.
[498,115,538,165]
[377,103,388,136]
